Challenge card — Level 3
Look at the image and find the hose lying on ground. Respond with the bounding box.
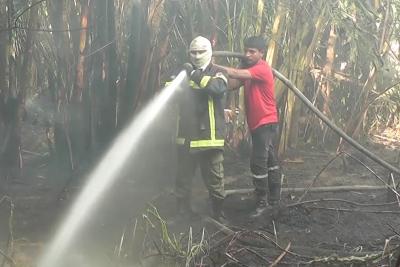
[212,51,400,175]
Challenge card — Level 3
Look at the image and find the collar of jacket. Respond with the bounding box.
[196,62,212,72]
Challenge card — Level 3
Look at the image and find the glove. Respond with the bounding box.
[182,62,194,75]
[190,69,203,84]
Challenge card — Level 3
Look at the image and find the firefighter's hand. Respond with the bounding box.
[190,69,203,84]
[182,63,194,75]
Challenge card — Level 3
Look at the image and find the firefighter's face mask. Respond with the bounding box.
[189,36,212,68]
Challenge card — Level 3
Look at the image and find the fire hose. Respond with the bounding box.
[212,51,400,175]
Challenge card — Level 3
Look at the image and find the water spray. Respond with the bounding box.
[38,70,188,267]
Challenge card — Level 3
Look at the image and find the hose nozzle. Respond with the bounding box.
[182,63,194,75]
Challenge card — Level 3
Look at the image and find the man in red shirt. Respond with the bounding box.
[217,36,282,217]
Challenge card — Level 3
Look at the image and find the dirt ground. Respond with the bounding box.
[0,124,400,266]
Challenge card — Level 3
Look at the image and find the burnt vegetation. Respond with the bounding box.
[0,0,400,266]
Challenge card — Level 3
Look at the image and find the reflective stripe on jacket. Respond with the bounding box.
[173,64,228,151]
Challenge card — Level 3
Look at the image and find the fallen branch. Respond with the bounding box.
[269,242,291,267]
[255,231,311,259]
[340,151,400,198]
[244,247,273,264]
[298,150,400,202]
[297,152,344,202]
[204,218,272,250]
[21,149,44,156]
[387,224,400,237]
[224,251,248,267]
[225,185,387,196]
[203,217,234,235]
[390,173,400,207]
[222,229,292,266]
[0,196,15,267]
[286,198,398,208]
[209,233,236,251]
[306,206,400,214]
[300,250,391,266]
[0,249,15,266]
[204,217,394,259]
[204,221,312,260]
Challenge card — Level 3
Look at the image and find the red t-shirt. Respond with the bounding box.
[243,60,278,131]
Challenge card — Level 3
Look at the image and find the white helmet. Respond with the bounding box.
[189,36,212,68]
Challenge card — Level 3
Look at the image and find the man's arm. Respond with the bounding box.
[214,64,252,80]
[228,78,243,90]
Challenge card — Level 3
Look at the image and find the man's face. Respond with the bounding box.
[244,47,263,66]
[190,49,210,68]
[190,50,207,61]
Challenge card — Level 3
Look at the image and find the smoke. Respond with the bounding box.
[37,71,188,267]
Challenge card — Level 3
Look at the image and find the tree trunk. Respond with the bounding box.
[120,0,145,126]
[68,0,90,171]
[0,0,8,127]
[90,0,119,151]
[321,25,336,142]
[6,0,14,96]
[266,0,286,71]
[255,0,264,35]
[137,0,166,102]
[1,3,38,179]
[72,0,89,103]
[308,24,337,145]
[278,2,327,152]
[47,0,75,172]
[106,0,118,134]
[339,1,390,149]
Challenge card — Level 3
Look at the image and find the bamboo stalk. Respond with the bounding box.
[266,1,284,67]
[255,0,264,35]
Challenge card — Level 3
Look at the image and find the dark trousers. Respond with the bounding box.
[175,147,225,202]
[250,124,281,202]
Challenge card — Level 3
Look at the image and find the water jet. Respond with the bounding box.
[38,71,188,267]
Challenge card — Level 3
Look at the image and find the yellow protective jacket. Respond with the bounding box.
[174,64,228,152]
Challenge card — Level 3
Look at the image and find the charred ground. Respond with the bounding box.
[0,125,400,266]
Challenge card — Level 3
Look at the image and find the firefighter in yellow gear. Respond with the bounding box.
[172,36,228,222]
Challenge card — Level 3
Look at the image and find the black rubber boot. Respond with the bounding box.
[250,177,268,218]
[250,191,268,218]
[211,197,228,224]
[268,169,282,206]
